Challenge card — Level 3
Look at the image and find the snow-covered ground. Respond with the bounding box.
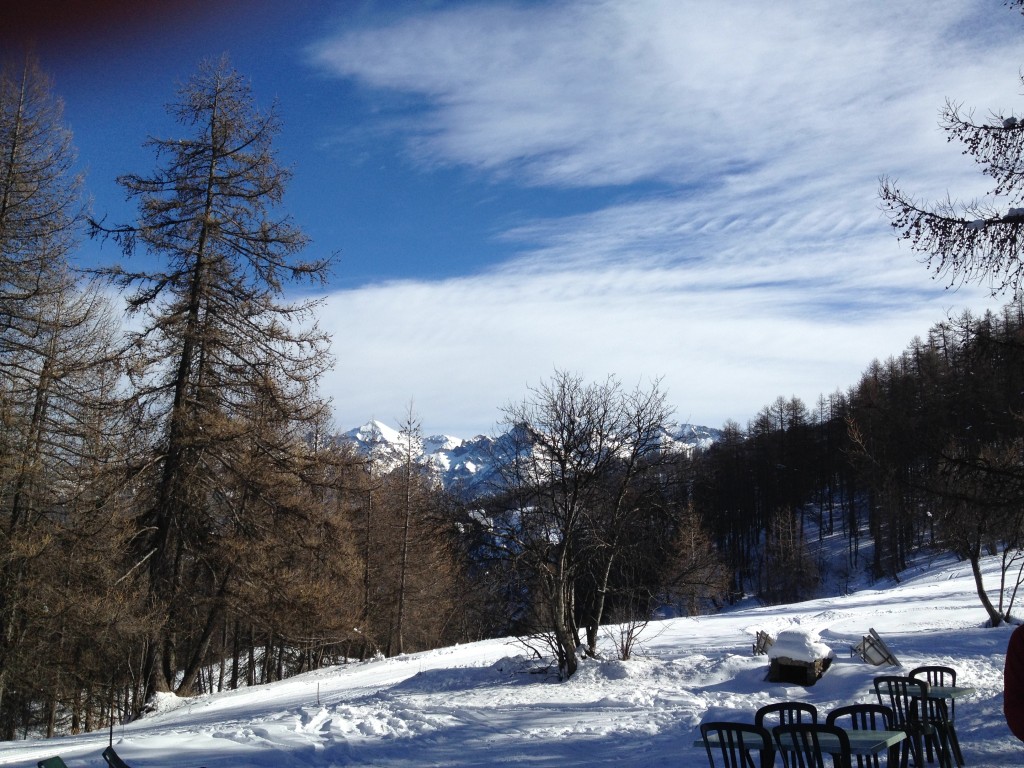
[1,554,1019,767]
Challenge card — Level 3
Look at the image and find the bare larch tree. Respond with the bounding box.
[90,56,334,705]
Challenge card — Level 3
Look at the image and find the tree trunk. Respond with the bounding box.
[546,566,578,679]
[969,549,1004,626]
[395,467,412,656]
[176,600,223,695]
[586,546,618,656]
[230,621,241,691]
[142,637,173,706]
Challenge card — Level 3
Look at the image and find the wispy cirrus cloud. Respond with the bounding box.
[309,1,1019,435]
[317,252,963,437]
[312,1,1013,189]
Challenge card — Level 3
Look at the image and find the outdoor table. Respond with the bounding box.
[696,727,906,757]
[920,685,974,768]
[825,728,906,756]
[871,679,976,768]
[928,685,975,701]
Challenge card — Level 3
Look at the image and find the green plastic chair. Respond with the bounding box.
[773,723,853,768]
[701,721,775,768]
[102,746,131,768]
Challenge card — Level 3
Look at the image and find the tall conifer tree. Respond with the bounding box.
[92,56,333,702]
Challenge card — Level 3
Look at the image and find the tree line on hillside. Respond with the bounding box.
[7,4,1024,737]
[691,304,1024,624]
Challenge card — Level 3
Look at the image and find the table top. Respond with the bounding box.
[839,729,907,755]
[698,727,906,756]
[873,682,977,701]
[927,685,975,700]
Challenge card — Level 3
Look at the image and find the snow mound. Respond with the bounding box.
[768,629,835,662]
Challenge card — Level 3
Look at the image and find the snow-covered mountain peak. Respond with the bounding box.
[345,419,403,446]
[336,421,721,494]
[423,433,464,454]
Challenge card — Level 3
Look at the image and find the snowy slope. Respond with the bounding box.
[1,554,1019,767]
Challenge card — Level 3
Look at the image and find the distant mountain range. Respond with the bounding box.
[337,420,722,493]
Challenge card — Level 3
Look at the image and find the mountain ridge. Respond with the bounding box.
[336,419,722,492]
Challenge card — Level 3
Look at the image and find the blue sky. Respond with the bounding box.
[12,1,1022,437]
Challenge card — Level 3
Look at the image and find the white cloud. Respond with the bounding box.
[309,0,1021,435]
[312,1,1015,189]
[319,238,997,437]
